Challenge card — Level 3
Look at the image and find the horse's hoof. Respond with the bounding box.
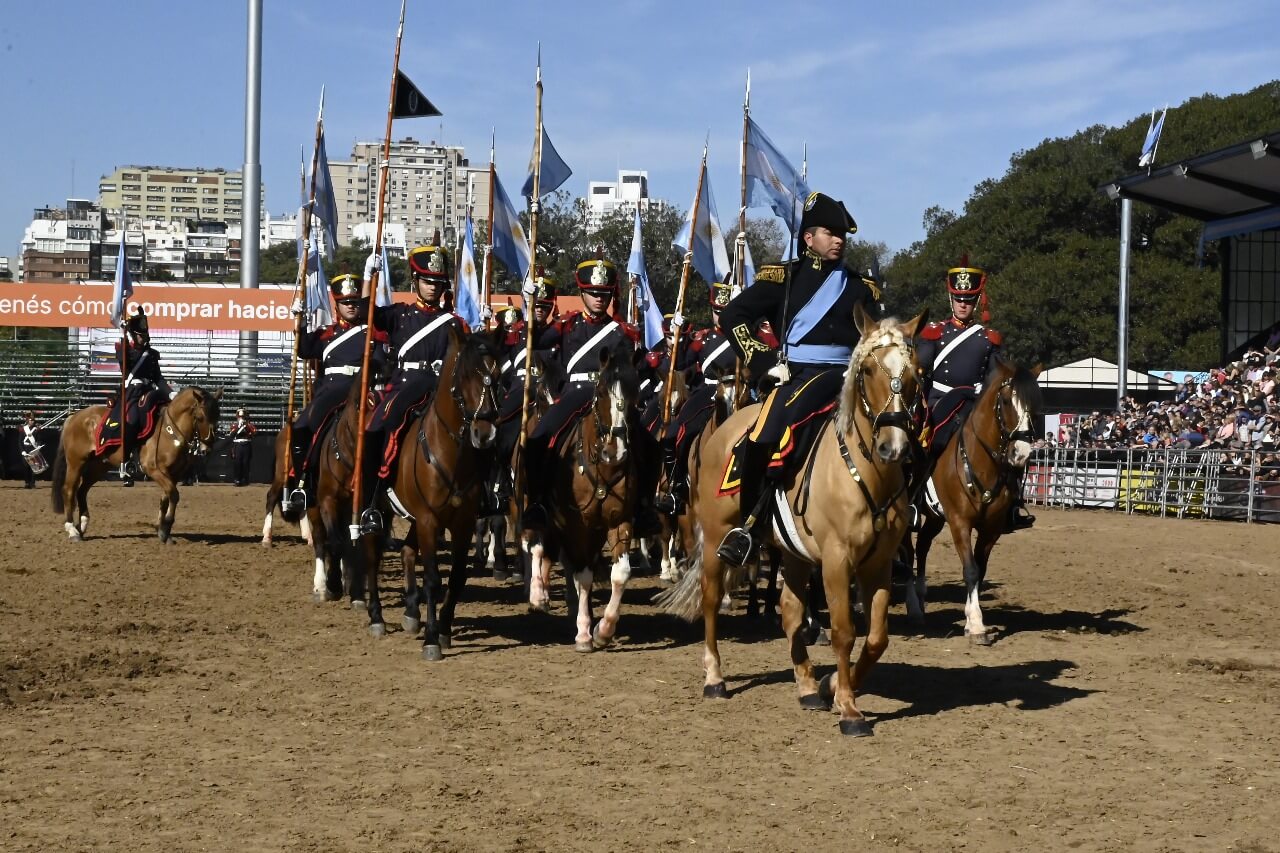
[528,601,551,615]
[703,682,729,700]
[438,633,452,650]
[402,616,421,635]
[311,592,325,604]
[817,673,835,704]
[492,568,509,582]
[369,623,386,638]
[591,624,614,650]
[574,640,594,653]
[422,644,443,662]
[260,540,272,549]
[967,629,995,646]
[800,692,832,711]
[349,599,366,612]
[510,572,524,584]
[839,717,874,737]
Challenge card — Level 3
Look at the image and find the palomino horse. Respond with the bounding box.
[660,307,926,736]
[526,344,641,652]
[372,327,502,657]
[51,386,222,543]
[261,428,313,547]
[904,355,1041,644]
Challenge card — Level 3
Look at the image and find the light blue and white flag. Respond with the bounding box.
[376,242,394,307]
[673,168,732,287]
[312,124,339,257]
[1138,107,1167,169]
[108,226,133,328]
[455,215,484,328]
[298,210,332,328]
[491,170,532,280]
[744,115,810,231]
[626,208,664,350]
[521,126,572,198]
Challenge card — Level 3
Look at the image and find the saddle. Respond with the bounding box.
[718,401,836,497]
[927,391,977,458]
[94,397,162,454]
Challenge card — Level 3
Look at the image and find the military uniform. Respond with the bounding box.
[521,257,644,528]
[357,244,468,531]
[229,409,256,486]
[640,316,697,438]
[96,307,173,457]
[716,192,880,566]
[284,274,378,509]
[494,276,559,467]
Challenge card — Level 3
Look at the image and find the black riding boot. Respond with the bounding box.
[654,439,681,515]
[357,435,388,536]
[521,438,550,529]
[283,428,310,512]
[1007,498,1036,532]
[716,439,773,567]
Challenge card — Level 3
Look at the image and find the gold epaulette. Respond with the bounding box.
[756,264,786,283]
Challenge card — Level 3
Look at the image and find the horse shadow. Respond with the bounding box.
[726,657,1091,722]
[920,594,1143,640]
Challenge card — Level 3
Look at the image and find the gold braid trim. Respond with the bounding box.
[731,324,770,357]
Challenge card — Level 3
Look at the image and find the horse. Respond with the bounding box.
[50,386,223,543]
[659,307,926,736]
[526,343,642,652]
[261,428,313,547]
[903,355,1041,644]
[654,365,694,583]
[369,327,502,657]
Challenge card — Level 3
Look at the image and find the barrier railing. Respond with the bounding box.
[1024,445,1280,524]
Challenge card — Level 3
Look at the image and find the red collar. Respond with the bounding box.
[950,317,975,329]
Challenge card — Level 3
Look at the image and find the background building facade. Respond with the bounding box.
[97,165,264,229]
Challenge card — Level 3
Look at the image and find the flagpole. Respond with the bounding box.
[732,70,750,409]
[662,148,707,433]
[352,0,406,538]
[485,128,496,325]
[284,90,325,465]
[117,228,130,480]
[515,45,544,489]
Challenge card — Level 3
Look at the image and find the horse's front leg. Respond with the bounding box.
[700,539,729,698]
[419,520,446,661]
[592,524,633,649]
[567,555,594,653]
[308,508,331,602]
[947,518,990,644]
[821,549,873,736]
[840,559,892,737]
[72,466,92,541]
[434,527,472,657]
[401,524,422,635]
[909,515,944,627]
[779,555,822,708]
[152,471,178,544]
[525,529,551,612]
[359,528,386,637]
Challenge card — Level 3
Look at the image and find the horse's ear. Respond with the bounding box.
[1031,362,1044,379]
[598,345,612,371]
[447,322,465,350]
[902,309,929,340]
[853,302,874,337]
[214,387,224,401]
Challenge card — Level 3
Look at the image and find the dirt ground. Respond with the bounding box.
[1,481,1277,852]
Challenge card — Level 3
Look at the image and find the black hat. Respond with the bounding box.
[124,304,149,340]
[407,244,452,284]
[576,257,618,294]
[709,281,732,309]
[800,191,857,236]
[329,274,361,301]
[946,256,987,301]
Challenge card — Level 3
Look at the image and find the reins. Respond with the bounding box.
[955,375,1036,511]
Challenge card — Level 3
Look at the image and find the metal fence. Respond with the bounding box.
[1025,445,1280,524]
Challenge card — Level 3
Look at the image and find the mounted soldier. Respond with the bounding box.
[917,259,1034,531]
[493,272,559,496]
[715,191,883,566]
[95,305,174,484]
[283,274,378,513]
[357,242,470,534]
[520,255,649,530]
[655,280,738,513]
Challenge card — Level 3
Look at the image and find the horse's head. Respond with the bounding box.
[666,367,692,422]
[446,326,502,450]
[175,386,222,452]
[593,344,639,465]
[985,355,1042,469]
[839,305,928,463]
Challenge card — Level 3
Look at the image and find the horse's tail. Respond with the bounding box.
[655,521,711,621]
[50,439,67,514]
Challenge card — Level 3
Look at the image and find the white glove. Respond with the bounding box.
[766,361,791,384]
[363,252,382,281]
[168,390,178,401]
[480,305,494,323]
[735,231,748,248]
[290,298,304,316]
[670,312,685,329]
[522,276,537,297]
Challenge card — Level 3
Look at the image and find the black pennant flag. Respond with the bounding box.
[393,70,441,118]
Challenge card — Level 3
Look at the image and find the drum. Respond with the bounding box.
[23,446,48,475]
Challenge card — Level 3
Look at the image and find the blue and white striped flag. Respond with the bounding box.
[744,115,810,231]
[1138,107,1167,169]
[376,242,394,308]
[108,226,133,328]
[455,215,484,328]
[298,210,332,328]
[626,209,664,350]
[672,168,732,287]
[490,170,531,281]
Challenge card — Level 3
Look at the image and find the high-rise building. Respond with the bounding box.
[19,199,107,282]
[97,165,265,229]
[586,170,658,232]
[326,159,370,245]
[350,137,470,247]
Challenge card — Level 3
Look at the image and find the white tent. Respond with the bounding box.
[1038,357,1178,392]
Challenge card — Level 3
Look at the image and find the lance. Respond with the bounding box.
[484,128,496,325]
[351,0,406,539]
[732,70,750,409]
[514,45,544,513]
[661,145,708,434]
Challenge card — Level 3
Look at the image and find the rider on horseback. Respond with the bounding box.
[283,274,377,513]
[917,260,1035,531]
[98,306,174,484]
[716,192,881,567]
[654,281,738,514]
[520,255,650,531]
[357,243,469,534]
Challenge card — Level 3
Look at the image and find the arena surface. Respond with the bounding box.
[1,482,1277,852]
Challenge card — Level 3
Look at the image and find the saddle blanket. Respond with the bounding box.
[717,401,836,497]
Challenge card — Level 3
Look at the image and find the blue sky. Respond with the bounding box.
[1,0,1276,265]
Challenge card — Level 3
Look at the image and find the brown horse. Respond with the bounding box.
[659,307,926,736]
[261,428,313,547]
[526,344,642,652]
[370,327,502,657]
[51,386,222,543]
[904,355,1041,644]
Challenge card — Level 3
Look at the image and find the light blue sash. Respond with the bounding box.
[786,267,851,365]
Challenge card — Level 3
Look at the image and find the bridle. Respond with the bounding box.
[572,373,632,511]
[957,375,1036,508]
[162,392,214,454]
[441,351,500,446]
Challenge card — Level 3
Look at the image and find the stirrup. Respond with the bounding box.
[353,507,384,539]
[123,459,142,479]
[654,491,678,515]
[283,488,307,513]
[716,527,754,567]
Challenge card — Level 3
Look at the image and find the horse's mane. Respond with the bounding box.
[601,342,640,400]
[836,316,910,434]
[455,329,499,378]
[982,353,1043,414]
